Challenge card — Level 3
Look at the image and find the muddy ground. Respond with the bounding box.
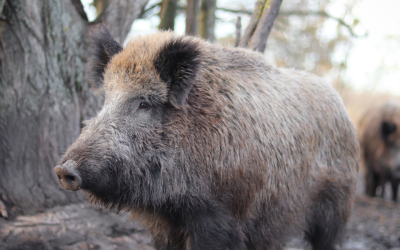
[0,170,399,250]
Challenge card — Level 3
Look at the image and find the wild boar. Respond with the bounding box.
[54,25,359,250]
[359,99,400,202]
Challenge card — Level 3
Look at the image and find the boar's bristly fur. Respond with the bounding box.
[55,26,360,250]
[359,100,400,202]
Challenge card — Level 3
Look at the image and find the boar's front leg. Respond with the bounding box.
[366,167,380,197]
[184,206,246,250]
[391,179,399,202]
[150,200,246,250]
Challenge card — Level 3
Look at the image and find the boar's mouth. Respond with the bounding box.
[54,160,82,191]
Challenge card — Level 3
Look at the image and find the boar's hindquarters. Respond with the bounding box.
[54,160,82,191]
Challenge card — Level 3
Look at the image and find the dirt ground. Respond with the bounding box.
[341,170,400,250]
[1,169,399,250]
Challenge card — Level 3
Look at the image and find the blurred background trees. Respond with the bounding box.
[138,0,360,90]
[134,0,373,101]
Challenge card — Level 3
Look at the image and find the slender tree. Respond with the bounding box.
[0,0,148,217]
[185,0,200,35]
[159,0,178,31]
[239,0,282,52]
[199,0,216,42]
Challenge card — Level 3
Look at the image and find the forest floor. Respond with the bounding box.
[1,170,399,250]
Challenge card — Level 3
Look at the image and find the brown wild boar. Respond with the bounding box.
[54,25,359,250]
[359,99,400,202]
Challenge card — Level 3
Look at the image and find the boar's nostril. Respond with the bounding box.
[57,174,76,184]
[54,160,82,191]
[65,175,75,182]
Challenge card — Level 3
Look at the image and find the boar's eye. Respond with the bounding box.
[139,102,150,110]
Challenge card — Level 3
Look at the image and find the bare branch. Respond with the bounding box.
[140,1,162,18]
[279,10,367,38]
[218,6,366,38]
[217,5,366,39]
[247,0,282,53]
[217,7,252,15]
[235,16,241,47]
[238,0,266,48]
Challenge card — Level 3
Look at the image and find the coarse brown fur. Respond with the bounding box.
[55,25,360,250]
[359,99,400,202]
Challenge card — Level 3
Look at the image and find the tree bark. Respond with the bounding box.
[199,0,216,42]
[0,0,147,216]
[185,0,200,36]
[93,0,106,18]
[247,0,282,52]
[96,0,148,44]
[235,16,241,47]
[239,0,282,53]
[239,0,266,48]
[158,0,177,31]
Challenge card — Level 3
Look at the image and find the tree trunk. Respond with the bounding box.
[96,0,147,44]
[239,0,266,48]
[158,0,177,31]
[199,0,216,42]
[0,0,148,217]
[185,0,200,36]
[247,0,282,52]
[239,0,282,53]
[93,0,106,18]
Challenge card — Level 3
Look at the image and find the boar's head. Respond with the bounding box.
[54,25,201,210]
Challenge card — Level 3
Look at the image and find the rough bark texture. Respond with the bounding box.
[247,0,282,52]
[97,0,148,44]
[158,0,177,31]
[185,0,200,35]
[235,16,241,47]
[239,0,265,48]
[239,0,282,52]
[0,0,148,216]
[199,0,215,42]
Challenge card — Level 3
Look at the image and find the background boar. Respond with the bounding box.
[359,99,400,202]
[54,25,359,250]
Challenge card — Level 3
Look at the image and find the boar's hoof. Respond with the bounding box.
[54,160,82,191]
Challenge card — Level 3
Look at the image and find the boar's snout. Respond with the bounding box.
[54,160,82,191]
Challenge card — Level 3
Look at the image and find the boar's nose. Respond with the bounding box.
[54,160,82,191]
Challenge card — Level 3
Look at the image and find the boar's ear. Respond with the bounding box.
[154,37,201,109]
[381,121,397,142]
[88,24,123,88]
